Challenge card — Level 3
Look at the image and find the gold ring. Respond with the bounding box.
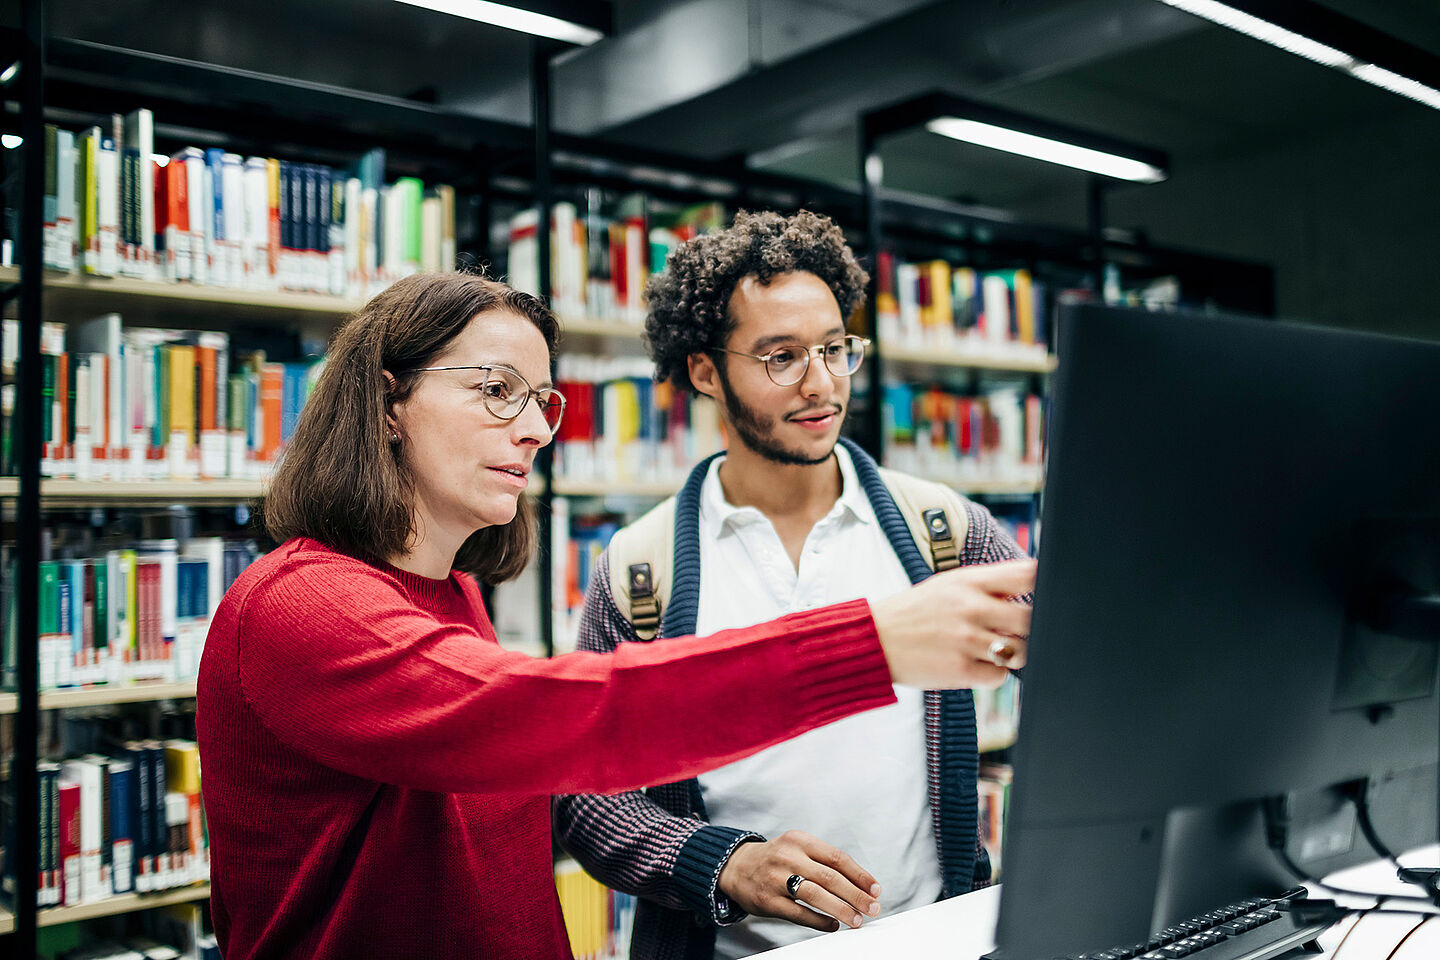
[988,639,1017,666]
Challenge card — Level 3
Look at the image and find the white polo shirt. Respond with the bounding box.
[694,445,942,959]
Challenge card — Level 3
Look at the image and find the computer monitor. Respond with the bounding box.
[990,304,1440,959]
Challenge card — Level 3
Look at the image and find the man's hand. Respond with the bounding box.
[871,557,1035,689]
[717,831,882,932]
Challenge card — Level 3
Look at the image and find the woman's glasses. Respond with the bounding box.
[414,365,567,434]
[712,335,870,387]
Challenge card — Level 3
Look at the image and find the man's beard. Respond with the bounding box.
[715,363,842,467]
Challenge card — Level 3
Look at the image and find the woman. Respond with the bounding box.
[196,272,1033,960]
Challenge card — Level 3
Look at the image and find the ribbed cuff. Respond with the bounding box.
[672,826,764,926]
[782,599,896,729]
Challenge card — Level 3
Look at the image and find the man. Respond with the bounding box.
[554,210,1032,960]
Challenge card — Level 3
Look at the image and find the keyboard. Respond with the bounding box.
[1027,888,1334,960]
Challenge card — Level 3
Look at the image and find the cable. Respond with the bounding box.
[1382,915,1435,960]
[1341,780,1440,907]
[1263,796,1438,906]
[1325,905,1379,960]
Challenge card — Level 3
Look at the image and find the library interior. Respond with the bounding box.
[0,1,1437,959]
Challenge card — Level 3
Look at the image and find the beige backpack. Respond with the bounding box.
[606,467,971,640]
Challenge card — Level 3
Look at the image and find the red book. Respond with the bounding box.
[58,779,81,905]
[957,397,974,456]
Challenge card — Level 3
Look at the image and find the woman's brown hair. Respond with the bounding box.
[264,271,560,583]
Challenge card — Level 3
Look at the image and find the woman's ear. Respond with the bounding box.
[382,370,401,440]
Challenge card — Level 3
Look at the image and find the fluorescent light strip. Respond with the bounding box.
[393,0,604,45]
[1158,0,1440,111]
[1157,0,1352,67]
[1348,63,1440,110]
[926,118,1167,183]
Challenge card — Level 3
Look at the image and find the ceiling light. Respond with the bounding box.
[926,118,1168,183]
[393,0,607,46]
[1157,0,1440,111]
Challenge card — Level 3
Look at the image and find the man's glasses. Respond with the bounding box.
[413,364,567,434]
[713,335,871,387]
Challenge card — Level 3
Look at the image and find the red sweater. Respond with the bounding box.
[196,538,895,960]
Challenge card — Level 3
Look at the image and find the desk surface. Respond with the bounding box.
[755,846,1440,959]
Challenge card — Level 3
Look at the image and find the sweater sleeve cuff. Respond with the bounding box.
[673,825,764,926]
[782,599,897,729]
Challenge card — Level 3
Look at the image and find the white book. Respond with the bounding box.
[56,128,77,271]
[344,177,363,297]
[95,136,120,277]
[221,153,246,287]
[243,156,270,289]
[179,148,208,285]
[382,184,404,283]
[59,759,105,903]
[421,193,441,274]
[73,357,93,480]
[982,274,1012,345]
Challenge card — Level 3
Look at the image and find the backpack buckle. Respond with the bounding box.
[923,508,960,572]
[628,563,661,640]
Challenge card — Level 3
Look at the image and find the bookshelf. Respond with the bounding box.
[0,681,198,715]
[0,478,266,505]
[0,265,366,317]
[0,883,213,935]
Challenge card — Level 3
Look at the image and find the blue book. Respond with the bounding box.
[204,148,227,246]
[123,741,153,891]
[281,363,308,442]
[317,166,332,256]
[67,560,86,678]
[107,758,135,894]
[280,159,293,254]
[147,741,167,887]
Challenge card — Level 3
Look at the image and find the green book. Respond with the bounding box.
[93,560,109,659]
[397,176,424,269]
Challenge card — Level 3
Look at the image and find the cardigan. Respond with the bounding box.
[196,536,899,960]
[554,439,1028,960]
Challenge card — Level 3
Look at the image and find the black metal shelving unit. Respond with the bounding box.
[0,23,1281,951]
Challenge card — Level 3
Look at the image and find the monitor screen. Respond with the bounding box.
[990,304,1440,959]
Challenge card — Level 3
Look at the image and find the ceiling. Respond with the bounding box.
[36,0,1440,226]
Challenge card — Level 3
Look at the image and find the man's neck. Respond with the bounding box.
[716,441,844,522]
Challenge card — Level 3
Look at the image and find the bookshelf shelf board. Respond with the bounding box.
[0,682,198,715]
[0,478,267,504]
[552,478,683,499]
[880,344,1058,374]
[555,315,648,340]
[0,265,366,316]
[45,883,210,929]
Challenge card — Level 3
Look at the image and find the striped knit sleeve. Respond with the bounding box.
[962,498,1029,890]
[553,551,761,924]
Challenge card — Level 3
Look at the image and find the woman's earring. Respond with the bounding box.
[389,429,400,444]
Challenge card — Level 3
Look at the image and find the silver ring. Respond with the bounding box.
[988,638,1017,666]
[786,874,806,899]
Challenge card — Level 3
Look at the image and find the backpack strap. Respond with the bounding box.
[876,466,971,574]
[606,463,970,639]
[605,496,678,641]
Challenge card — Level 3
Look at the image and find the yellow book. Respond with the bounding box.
[1014,269,1036,345]
[164,740,202,795]
[927,260,953,339]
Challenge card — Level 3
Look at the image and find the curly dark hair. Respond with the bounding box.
[643,209,869,393]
